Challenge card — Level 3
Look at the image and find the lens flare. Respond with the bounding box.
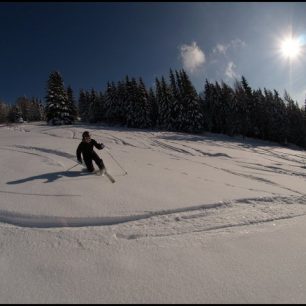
[280,37,302,59]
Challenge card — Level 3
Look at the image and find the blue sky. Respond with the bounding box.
[1,2,306,106]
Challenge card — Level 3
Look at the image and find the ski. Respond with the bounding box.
[95,169,115,183]
[105,171,116,183]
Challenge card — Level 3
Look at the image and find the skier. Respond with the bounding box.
[76,131,106,175]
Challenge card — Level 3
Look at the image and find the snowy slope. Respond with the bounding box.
[1,122,306,303]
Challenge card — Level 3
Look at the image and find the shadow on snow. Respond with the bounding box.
[7,170,92,184]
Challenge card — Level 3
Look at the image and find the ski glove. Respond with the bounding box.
[100,143,105,149]
[78,159,83,164]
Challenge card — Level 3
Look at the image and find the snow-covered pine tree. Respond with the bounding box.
[38,99,45,121]
[27,97,43,122]
[8,105,22,122]
[158,76,174,130]
[125,77,141,128]
[220,82,236,136]
[155,78,163,128]
[284,90,306,147]
[175,70,184,100]
[201,79,214,132]
[98,91,105,122]
[0,101,9,123]
[179,69,203,133]
[241,76,256,137]
[45,71,70,125]
[234,77,250,138]
[170,69,184,131]
[103,83,111,122]
[27,98,45,121]
[34,98,44,121]
[251,89,266,139]
[104,81,119,124]
[78,89,89,122]
[66,86,78,123]
[270,90,288,144]
[88,89,100,123]
[148,87,159,128]
[116,80,127,124]
[262,88,275,140]
[214,81,225,133]
[16,96,30,121]
[124,77,132,127]
[138,78,152,128]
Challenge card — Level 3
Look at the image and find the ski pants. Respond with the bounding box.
[84,152,105,172]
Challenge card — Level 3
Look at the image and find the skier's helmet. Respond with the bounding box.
[82,131,90,140]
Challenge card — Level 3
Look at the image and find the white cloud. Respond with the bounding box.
[225,61,239,80]
[213,39,246,55]
[180,42,205,73]
[213,44,227,55]
[230,38,246,48]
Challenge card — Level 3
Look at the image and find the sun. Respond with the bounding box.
[280,37,302,59]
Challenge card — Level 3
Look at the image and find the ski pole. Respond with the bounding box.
[105,147,128,175]
[66,162,80,171]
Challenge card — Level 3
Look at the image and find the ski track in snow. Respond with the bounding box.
[27,125,306,168]
[14,145,76,160]
[1,195,306,240]
[3,125,306,187]
[112,195,306,240]
[0,147,64,169]
[5,140,302,196]
[2,124,306,238]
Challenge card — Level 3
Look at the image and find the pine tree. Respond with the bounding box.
[220,82,236,136]
[26,97,43,122]
[212,81,223,133]
[179,69,203,133]
[148,87,158,128]
[87,89,104,123]
[157,76,174,130]
[170,69,184,131]
[234,77,251,138]
[201,79,214,132]
[78,89,89,122]
[0,101,9,123]
[252,88,266,139]
[8,105,22,122]
[104,82,118,124]
[45,71,70,125]
[155,78,163,128]
[284,91,306,147]
[126,77,140,128]
[98,91,105,122]
[88,89,100,123]
[16,96,30,121]
[116,81,127,125]
[267,90,286,143]
[138,78,152,128]
[66,86,78,123]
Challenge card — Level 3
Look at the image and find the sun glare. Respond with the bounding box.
[281,37,302,59]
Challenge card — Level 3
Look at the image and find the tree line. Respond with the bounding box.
[0,96,45,123]
[70,69,306,148]
[1,69,306,148]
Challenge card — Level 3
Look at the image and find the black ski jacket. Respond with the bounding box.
[76,139,104,163]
